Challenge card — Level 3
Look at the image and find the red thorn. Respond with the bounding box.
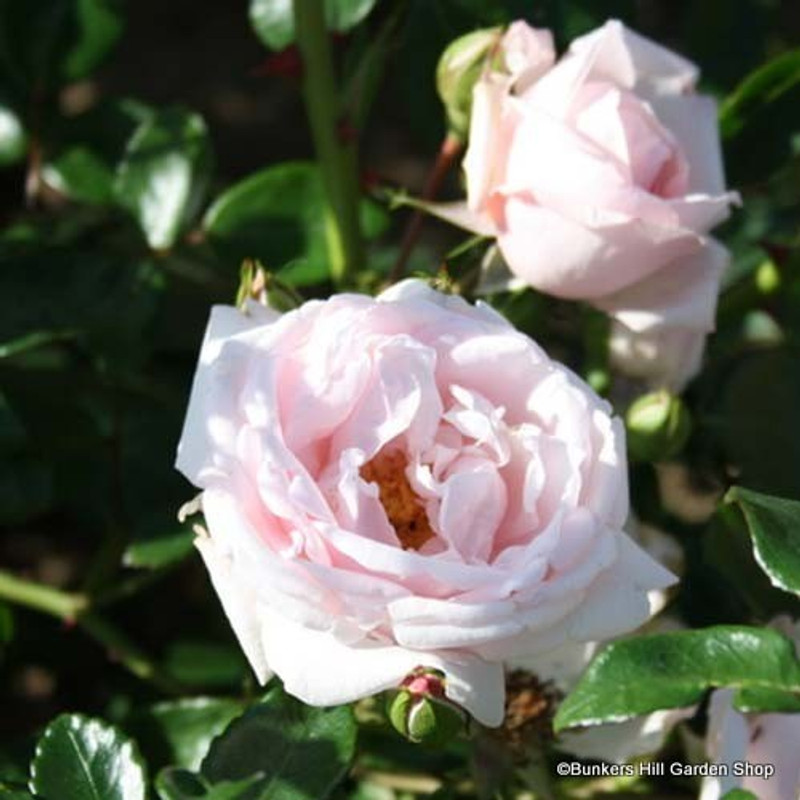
[337,117,358,145]
[251,46,303,80]
[360,168,381,192]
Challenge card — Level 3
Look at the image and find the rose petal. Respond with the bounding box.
[257,603,506,726]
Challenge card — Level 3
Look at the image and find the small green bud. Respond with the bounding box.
[236,258,268,310]
[626,390,691,462]
[436,28,502,140]
[755,259,781,295]
[386,667,467,746]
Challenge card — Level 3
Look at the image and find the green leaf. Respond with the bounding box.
[720,49,800,182]
[163,643,247,690]
[721,791,758,800]
[0,784,37,800]
[721,49,800,138]
[703,510,800,621]
[249,0,377,51]
[714,348,800,499]
[0,99,25,167]
[724,486,800,596]
[43,99,153,205]
[0,247,162,363]
[734,686,800,713]
[115,107,213,250]
[203,161,386,285]
[0,454,53,526]
[123,527,194,570]
[202,685,357,800]
[29,715,147,800]
[124,698,245,772]
[554,626,800,731]
[156,769,259,800]
[0,0,125,91]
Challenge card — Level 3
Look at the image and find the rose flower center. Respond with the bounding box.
[360,450,436,551]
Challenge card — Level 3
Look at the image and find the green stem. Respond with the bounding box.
[0,568,183,694]
[79,612,184,694]
[0,569,87,620]
[294,0,364,285]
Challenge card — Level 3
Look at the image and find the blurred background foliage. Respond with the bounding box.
[0,1,799,798]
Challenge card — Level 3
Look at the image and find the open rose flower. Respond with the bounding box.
[518,520,690,763]
[701,617,800,800]
[443,20,738,389]
[175,280,674,726]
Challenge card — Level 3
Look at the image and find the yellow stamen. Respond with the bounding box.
[360,450,436,551]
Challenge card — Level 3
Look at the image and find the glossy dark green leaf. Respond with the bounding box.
[156,769,259,800]
[202,685,357,800]
[554,626,800,731]
[249,0,377,51]
[124,698,245,772]
[44,99,153,205]
[29,715,147,800]
[0,0,125,90]
[203,161,386,284]
[703,510,800,620]
[115,107,213,250]
[0,247,162,362]
[724,486,800,596]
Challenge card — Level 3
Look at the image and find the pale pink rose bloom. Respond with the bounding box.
[518,521,690,763]
[500,21,555,93]
[176,280,674,726]
[452,20,739,389]
[701,618,800,800]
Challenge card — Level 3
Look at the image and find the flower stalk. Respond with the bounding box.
[293,0,364,285]
[0,568,183,694]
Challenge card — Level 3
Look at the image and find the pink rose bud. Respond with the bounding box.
[387,667,466,745]
[449,21,739,390]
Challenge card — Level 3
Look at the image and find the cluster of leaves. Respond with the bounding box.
[1,685,356,800]
[0,1,799,800]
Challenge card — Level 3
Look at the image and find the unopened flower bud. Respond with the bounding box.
[236,259,269,311]
[386,667,467,746]
[755,259,781,295]
[436,28,502,140]
[626,390,691,462]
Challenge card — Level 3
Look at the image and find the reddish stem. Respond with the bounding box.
[388,132,464,283]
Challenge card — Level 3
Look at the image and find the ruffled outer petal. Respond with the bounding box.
[597,238,730,334]
[194,524,273,684]
[176,304,280,485]
[496,197,701,300]
[256,603,506,727]
[566,20,699,95]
